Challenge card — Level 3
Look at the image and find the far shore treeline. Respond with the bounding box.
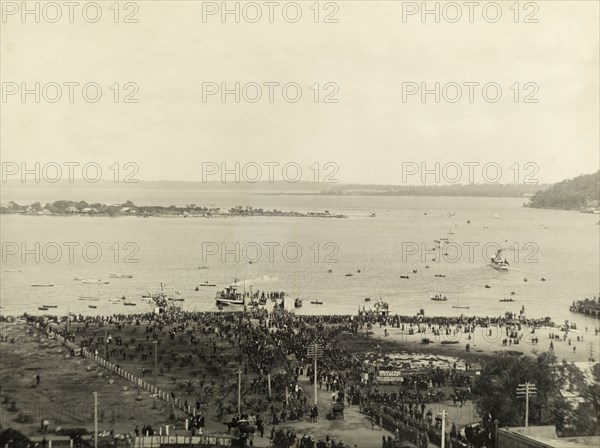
[525,171,600,211]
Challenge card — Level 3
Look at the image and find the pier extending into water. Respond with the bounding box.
[570,297,600,317]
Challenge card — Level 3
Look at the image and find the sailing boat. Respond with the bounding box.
[490,249,509,270]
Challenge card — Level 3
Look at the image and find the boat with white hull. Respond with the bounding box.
[216,282,245,306]
[490,249,509,270]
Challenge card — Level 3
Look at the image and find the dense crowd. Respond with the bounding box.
[21,306,568,447]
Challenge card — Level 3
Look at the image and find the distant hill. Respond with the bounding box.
[526,171,600,211]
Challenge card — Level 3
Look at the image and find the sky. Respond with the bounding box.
[1,0,599,185]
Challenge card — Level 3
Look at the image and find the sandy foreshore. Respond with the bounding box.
[367,324,596,364]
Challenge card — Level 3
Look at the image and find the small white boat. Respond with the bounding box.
[110,274,133,279]
[31,283,54,287]
[198,281,216,287]
[452,305,470,309]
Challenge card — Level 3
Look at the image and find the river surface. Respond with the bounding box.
[1,194,598,331]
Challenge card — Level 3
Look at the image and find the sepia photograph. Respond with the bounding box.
[0,1,599,448]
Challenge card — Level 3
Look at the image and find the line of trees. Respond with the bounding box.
[526,171,600,210]
[474,352,600,440]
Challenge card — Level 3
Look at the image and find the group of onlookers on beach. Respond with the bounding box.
[22,305,594,448]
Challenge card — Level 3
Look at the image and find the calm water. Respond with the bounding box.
[1,195,598,330]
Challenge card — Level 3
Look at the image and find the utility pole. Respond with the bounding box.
[517,382,537,427]
[237,370,242,417]
[153,340,158,409]
[104,327,108,360]
[93,392,98,448]
[440,410,447,448]
[307,342,323,406]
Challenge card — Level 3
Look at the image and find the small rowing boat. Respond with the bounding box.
[197,281,216,287]
[452,305,470,309]
[88,305,97,309]
[123,302,137,306]
[81,279,110,284]
[43,305,58,308]
[310,300,323,305]
[110,274,133,279]
[31,283,54,287]
[38,307,49,311]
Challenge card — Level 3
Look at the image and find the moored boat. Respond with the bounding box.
[197,281,216,287]
[431,295,448,301]
[216,281,245,306]
[110,274,133,279]
[82,279,110,284]
[310,300,323,305]
[294,298,303,308]
[31,283,54,287]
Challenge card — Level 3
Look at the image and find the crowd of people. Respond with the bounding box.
[20,305,577,447]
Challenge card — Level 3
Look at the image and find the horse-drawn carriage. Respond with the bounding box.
[328,402,344,420]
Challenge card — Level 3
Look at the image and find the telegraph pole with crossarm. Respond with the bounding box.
[307,343,323,406]
[516,382,537,427]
